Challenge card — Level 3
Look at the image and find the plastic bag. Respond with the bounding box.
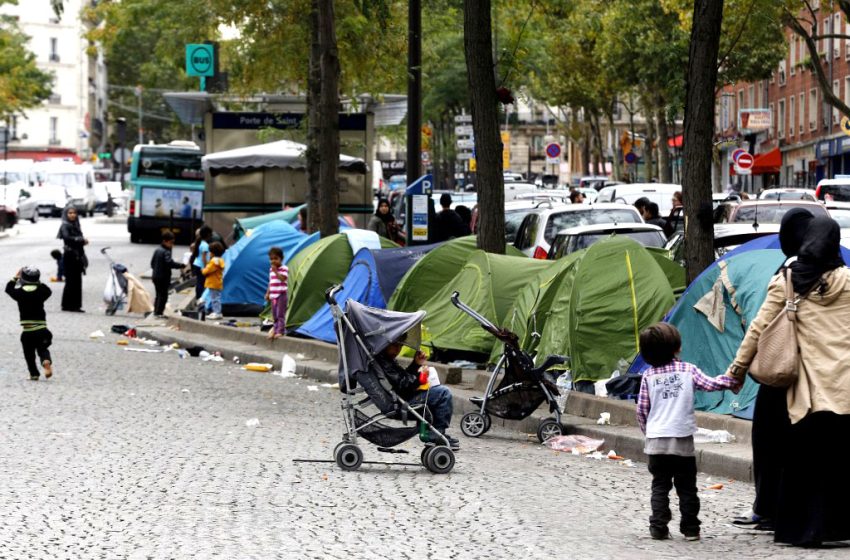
[281,354,297,376]
[555,370,572,412]
[544,434,605,454]
[693,428,735,444]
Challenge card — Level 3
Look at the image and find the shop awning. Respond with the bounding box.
[729,147,781,176]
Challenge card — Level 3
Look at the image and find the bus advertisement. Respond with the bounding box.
[127,141,204,243]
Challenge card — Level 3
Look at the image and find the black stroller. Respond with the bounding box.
[451,292,568,442]
[101,247,128,316]
[327,286,456,474]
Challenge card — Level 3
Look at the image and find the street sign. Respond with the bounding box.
[185,44,215,77]
[114,147,131,165]
[545,143,561,158]
[456,139,475,150]
[841,116,850,137]
[731,148,747,163]
[454,114,472,123]
[736,152,754,170]
[420,151,431,165]
[456,152,473,160]
[624,151,637,164]
[455,125,473,136]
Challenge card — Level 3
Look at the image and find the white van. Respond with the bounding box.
[815,177,850,202]
[595,183,680,215]
[33,162,97,216]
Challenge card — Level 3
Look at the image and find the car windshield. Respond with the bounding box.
[505,208,533,242]
[732,204,827,224]
[820,184,850,202]
[761,191,812,200]
[572,231,666,252]
[544,209,641,244]
[42,172,86,188]
[0,172,27,184]
[828,208,850,228]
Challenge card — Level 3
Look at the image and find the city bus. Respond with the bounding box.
[127,141,204,243]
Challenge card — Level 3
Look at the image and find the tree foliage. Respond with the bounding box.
[0,3,53,120]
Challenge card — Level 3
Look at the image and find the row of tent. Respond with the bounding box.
[218,220,686,388]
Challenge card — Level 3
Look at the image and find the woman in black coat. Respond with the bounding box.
[57,206,88,312]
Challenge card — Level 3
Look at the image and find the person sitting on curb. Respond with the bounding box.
[374,338,459,451]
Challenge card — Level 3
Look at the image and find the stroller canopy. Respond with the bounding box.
[388,236,525,313]
[338,300,425,388]
[296,244,439,343]
[286,231,398,329]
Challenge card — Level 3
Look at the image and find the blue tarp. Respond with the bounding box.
[220,221,306,314]
[296,243,438,342]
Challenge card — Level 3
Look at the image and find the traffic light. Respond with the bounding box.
[98,152,112,160]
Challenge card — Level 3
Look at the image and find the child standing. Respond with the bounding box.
[50,249,64,282]
[150,230,185,318]
[636,322,740,541]
[264,246,288,339]
[5,267,54,380]
[201,241,225,319]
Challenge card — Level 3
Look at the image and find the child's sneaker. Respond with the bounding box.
[649,527,670,540]
[683,532,700,541]
[42,360,52,379]
[29,374,39,381]
[207,313,222,320]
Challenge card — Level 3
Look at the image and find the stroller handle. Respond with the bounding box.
[100,247,110,255]
[451,291,499,332]
[326,284,344,305]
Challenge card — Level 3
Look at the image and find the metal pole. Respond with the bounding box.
[406,0,421,186]
[117,118,127,188]
[136,86,143,145]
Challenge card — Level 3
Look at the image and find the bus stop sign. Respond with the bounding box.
[186,44,215,77]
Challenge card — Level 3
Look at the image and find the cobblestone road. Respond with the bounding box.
[0,219,845,559]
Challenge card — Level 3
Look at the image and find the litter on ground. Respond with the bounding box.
[307,385,319,392]
[544,434,605,454]
[245,418,260,427]
[694,428,735,443]
[244,363,273,372]
[89,330,105,338]
[597,412,611,425]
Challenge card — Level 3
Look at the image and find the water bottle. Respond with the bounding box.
[556,370,573,413]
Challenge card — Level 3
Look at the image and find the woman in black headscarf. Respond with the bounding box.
[368,198,399,242]
[733,208,815,530]
[57,206,88,312]
[726,216,850,547]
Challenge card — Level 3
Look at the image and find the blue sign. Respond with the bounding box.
[625,151,637,164]
[405,174,433,195]
[185,44,215,77]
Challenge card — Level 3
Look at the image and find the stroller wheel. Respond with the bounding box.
[483,414,492,433]
[536,418,564,443]
[420,445,433,466]
[460,412,487,438]
[425,446,455,474]
[335,443,363,471]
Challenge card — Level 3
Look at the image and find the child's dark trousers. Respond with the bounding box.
[21,329,52,377]
[648,454,700,535]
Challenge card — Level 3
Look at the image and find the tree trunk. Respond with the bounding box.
[655,96,672,183]
[643,98,656,182]
[305,0,322,234]
[446,116,456,190]
[606,110,621,181]
[464,0,504,254]
[317,0,340,237]
[592,111,605,176]
[682,0,724,283]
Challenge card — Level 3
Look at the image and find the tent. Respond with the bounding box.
[219,220,307,315]
[492,237,675,384]
[417,250,552,355]
[286,230,398,329]
[202,139,367,174]
[233,204,353,240]
[646,247,687,295]
[628,235,850,415]
[296,243,439,342]
[388,236,525,313]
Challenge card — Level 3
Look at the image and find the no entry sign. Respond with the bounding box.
[736,152,754,170]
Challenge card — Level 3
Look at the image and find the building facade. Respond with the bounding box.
[1,0,107,161]
[717,4,850,192]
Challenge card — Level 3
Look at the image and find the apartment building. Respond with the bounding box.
[1,0,107,162]
[717,3,850,191]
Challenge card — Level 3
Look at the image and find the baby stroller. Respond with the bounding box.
[450,292,568,442]
[327,285,456,474]
[101,247,128,316]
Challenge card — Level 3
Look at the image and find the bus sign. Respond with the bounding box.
[185,44,215,77]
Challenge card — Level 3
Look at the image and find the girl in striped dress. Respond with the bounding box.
[265,247,288,339]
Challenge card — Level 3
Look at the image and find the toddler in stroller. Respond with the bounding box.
[451,292,568,442]
[328,286,457,474]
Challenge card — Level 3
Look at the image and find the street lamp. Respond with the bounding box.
[116,117,127,186]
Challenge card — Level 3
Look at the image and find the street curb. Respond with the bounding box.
[136,320,755,482]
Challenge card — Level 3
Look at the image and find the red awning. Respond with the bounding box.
[729,147,781,176]
[668,134,683,148]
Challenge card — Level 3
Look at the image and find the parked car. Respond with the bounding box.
[717,200,829,224]
[387,174,407,193]
[757,188,816,201]
[504,182,537,201]
[534,174,559,188]
[578,176,622,191]
[34,162,97,216]
[513,202,644,258]
[504,200,541,243]
[548,223,667,259]
[666,222,781,264]
[815,177,850,202]
[595,183,681,215]
[825,201,850,247]
[503,172,524,183]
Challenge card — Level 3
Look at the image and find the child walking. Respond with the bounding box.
[264,246,288,339]
[5,267,54,380]
[150,230,185,318]
[201,241,225,320]
[636,322,740,541]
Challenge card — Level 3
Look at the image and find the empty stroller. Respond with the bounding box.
[451,291,568,442]
[101,247,128,315]
[327,285,456,474]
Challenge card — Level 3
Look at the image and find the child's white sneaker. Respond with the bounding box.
[207,313,222,320]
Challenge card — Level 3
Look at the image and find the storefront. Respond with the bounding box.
[780,144,816,187]
[815,136,850,181]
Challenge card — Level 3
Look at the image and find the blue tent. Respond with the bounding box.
[628,235,850,416]
[220,221,306,315]
[286,232,320,264]
[296,243,439,342]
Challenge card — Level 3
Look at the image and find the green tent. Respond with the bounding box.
[491,237,675,383]
[418,250,551,354]
[646,247,686,296]
[388,236,525,313]
[286,232,397,328]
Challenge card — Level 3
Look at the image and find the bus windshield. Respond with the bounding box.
[137,149,203,181]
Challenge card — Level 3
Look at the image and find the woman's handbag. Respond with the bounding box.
[749,268,799,387]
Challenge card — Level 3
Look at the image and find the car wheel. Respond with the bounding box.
[30,212,38,224]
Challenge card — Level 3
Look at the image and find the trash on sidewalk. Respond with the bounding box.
[320,383,338,388]
[181,388,190,393]
[245,418,260,427]
[705,483,724,490]
[555,371,572,412]
[111,324,131,334]
[124,347,162,353]
[586,451,606,460]
[186,346,206,357]
[622,459,636,468]
[544,434,605,454]
[597,412,611,425]
[125,328,137,338]
[244,363,273,372]
[693,428,735,444]
[448,360,478,369]
[271,369,297,379]
[116,340,129,346]
[282,354,297,376]
[307,385,319,392]
[607,450,624,460]
[232,356,241,364]
[89,330,105,339]
[202,354,224,362]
